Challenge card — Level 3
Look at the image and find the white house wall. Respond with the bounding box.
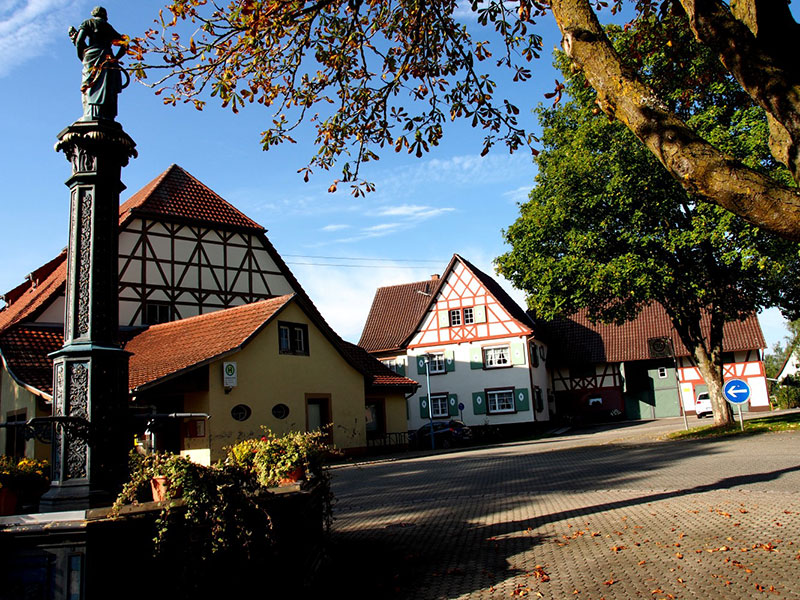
[117,218,295,325]
[677,351,769,411]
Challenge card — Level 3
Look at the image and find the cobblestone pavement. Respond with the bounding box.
[320,425,800,599]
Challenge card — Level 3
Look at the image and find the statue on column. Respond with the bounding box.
[68,6,129,121]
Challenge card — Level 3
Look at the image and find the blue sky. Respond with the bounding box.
[0,0,792,349]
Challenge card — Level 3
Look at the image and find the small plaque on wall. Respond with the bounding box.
[223,362,238,387]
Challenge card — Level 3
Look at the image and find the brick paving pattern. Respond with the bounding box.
[322,424,800,599]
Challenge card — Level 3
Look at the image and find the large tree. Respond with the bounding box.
[495,23,799,426]
[133,1,800,238]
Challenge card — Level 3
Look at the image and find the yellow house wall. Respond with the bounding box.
[383,391,409,434]
[0,365,50,461]
[181,302,367,463]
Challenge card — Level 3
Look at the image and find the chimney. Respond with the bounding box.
[431,274,440,281]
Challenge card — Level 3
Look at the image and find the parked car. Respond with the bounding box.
[409,420,473,449]
[695,392,713,418]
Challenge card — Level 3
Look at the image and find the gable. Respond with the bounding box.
[408,257,532,348]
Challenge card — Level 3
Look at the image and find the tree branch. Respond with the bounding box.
[549,0,800,241]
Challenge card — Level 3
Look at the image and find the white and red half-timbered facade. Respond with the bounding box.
[546,306,769,420]
[360,255,551,432]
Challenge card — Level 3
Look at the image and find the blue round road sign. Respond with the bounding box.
[723,379,751,404]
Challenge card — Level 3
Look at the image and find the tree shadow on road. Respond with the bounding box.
[315,437,800,598]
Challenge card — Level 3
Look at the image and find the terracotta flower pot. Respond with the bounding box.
[278,466,305,486]
[0,487,18,516]
[150,476,181,502]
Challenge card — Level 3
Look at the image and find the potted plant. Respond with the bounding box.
[226,427,333,488]
[0,456,50,515]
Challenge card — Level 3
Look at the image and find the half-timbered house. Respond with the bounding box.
[360,255,551,435]
[0,165,417,460]
[545,305,769,420]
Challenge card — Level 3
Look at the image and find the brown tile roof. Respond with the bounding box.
[126,296,293,390]
[543,302,766,365]
[358,278,443,353]
[339,341,419,390]
[0,325,63,398]
[119,164,264,231]
[358,254,534,353]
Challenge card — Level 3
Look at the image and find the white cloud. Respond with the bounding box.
[363,223,403,233]
[503,185,532,205]
[375,204,456,219]
[320,224,350,232]
[0,1,83,77]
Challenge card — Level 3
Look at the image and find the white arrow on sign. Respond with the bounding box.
[727,385,747,397]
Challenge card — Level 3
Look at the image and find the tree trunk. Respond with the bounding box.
[549,0,800,241]
[689,341,733,427]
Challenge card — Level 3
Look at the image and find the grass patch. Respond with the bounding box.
[667,411,800,440]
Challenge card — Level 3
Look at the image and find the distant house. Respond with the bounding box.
[360,255,551,434]
[361,256,770,430]
[545,304,769,419]
[777,348,800,383]
[0,165,417,461]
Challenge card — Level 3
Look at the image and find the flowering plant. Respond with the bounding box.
[0,456,49,491]
[226,427,335,487]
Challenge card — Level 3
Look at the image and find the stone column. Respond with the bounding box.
[39,119,137,511]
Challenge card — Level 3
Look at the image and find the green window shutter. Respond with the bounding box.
[470,346,483,369]
[448,393,459,416]
[534,387,544,412]
[530,343,539,368]
[419,396,429,418]
[473,305,486,323]
[438,310,449,328]
[415,355,426,375]
[472,391,486,415]
[514,388,530,412]
[511,341,526,365]
[445,350,456,372]
[396,358,406,376]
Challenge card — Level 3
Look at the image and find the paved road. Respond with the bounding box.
[320,420,800,599]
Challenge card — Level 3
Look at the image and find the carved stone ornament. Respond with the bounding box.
[55,128,138,167]
[76,189,93,337]
[52,363,65,482]
[66,362,89,480]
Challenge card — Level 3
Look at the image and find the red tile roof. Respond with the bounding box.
[543,303,766,364]
[0,251,67,334]
[339,341,419,390]
[126,296,292,390]
[119,164,264,231]
[358,278,443,353]
[0,325,63,398]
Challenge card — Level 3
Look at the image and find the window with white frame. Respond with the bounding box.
[449,309,461,326]
[428,352,446,374]
[278,321,309,355]
[657,367,668,379]
[430,393,449,418]
[487,389,515,414]
[463,307,474,324]
[483,346,510,368]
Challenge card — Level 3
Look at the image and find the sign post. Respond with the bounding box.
[723,379,751,431]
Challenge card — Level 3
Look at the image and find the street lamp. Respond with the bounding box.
[423,353,436,450]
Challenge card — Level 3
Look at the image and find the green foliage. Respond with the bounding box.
[112,429,337,558]
[226,426,336,487]
[773,375,800,409]
[496,16,799,328]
